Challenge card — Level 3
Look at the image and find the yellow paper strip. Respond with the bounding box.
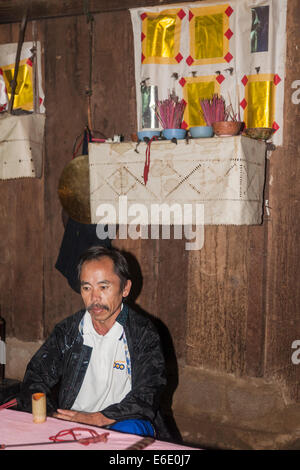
[182,76,220,128]
[2,59,33,111]
[190,5,230,65]
[146,15,176,58]
[142,9,182,64]
[244,74,276,128]
[195,13,224,60]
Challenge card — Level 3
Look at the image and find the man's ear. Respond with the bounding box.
[122,279,132,298]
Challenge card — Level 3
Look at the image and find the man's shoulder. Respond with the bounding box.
[54,309,86,333]
[126,304,157,331]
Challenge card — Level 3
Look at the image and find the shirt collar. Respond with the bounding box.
[79,302,128,336]
[116,302,128,327]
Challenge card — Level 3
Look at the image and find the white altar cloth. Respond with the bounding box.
[89,136,266,226]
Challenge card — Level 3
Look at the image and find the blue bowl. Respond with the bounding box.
[137,130,161,141]
[189,126,214,138]
[162,128,186,140]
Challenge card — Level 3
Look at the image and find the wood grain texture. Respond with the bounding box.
[262,0,300,400]
[91,10,137,140]
[185,225,264,375]
[42,14,90,335]
[0,22,44,341]
[0,0,201,24]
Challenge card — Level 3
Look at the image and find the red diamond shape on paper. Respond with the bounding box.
[273,74,281,85]
[272,121,280,131]
[141,32,145,41]
[181,120,188,129]
[141,53,145,63]
[177,9,186,20]
[225,6,234,17]
[140,12,147,21]
[224,28,233,40]
[189,10,194,21]
[175,52,183,63]
[241,75,248,86]
[224,52,233,63]
[240,98,247,109]
[186,55,194,66]
[179,77,186,87]
[216,74,225,84]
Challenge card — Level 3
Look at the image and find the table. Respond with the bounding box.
[0,409,199,451]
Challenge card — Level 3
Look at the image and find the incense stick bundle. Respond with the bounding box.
[155,94,186,129]
[200,95,226,125]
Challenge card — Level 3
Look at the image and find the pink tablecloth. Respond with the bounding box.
[0,409,199,451]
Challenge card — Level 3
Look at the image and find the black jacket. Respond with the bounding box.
[18,304,171,439]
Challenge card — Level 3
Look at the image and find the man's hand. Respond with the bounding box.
[52,409,115,427]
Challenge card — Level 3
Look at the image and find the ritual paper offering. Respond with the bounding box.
[32,393,46,423]
[130,0,287,145]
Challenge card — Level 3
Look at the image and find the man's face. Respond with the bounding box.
[80,256,131,331]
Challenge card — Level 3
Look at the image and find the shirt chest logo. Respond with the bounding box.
[113,361,126,370]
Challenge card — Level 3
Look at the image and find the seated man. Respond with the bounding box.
[17,246,170,439]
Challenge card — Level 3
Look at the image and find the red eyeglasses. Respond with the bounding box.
[49,427,109,446]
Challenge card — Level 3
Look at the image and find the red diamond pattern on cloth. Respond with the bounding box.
[181,120,188,129]
[224,28,233,40]
[186,55,194,66]
[179,77,186,87]
[241,75,248,86]
[272,122,280,131]
[240,98,247,109]
[224,52,233,62]
[225,6,234,17]
[141,53,145,63]
[216,74,225,84]
[273,74,281,85]
[177,9,186,20]
[189,10,194,21]
[141,32,145,41]
[140,13,147,21]
[175,52,183,63]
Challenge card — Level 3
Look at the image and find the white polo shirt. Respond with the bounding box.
[72,311,131,412]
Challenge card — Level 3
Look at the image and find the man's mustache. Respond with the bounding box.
[87,303,109,311]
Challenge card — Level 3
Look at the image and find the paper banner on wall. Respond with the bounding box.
[130,0,287,145]
[0,41,45,113]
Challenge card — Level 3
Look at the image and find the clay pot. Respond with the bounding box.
[212,121,243,136]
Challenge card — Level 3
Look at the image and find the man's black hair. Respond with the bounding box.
[77,246,131,291]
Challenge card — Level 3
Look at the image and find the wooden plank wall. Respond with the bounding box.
[0,23,44,341]
[42,15,91,333]
[0,2,299,401]
[263,0,300,401]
